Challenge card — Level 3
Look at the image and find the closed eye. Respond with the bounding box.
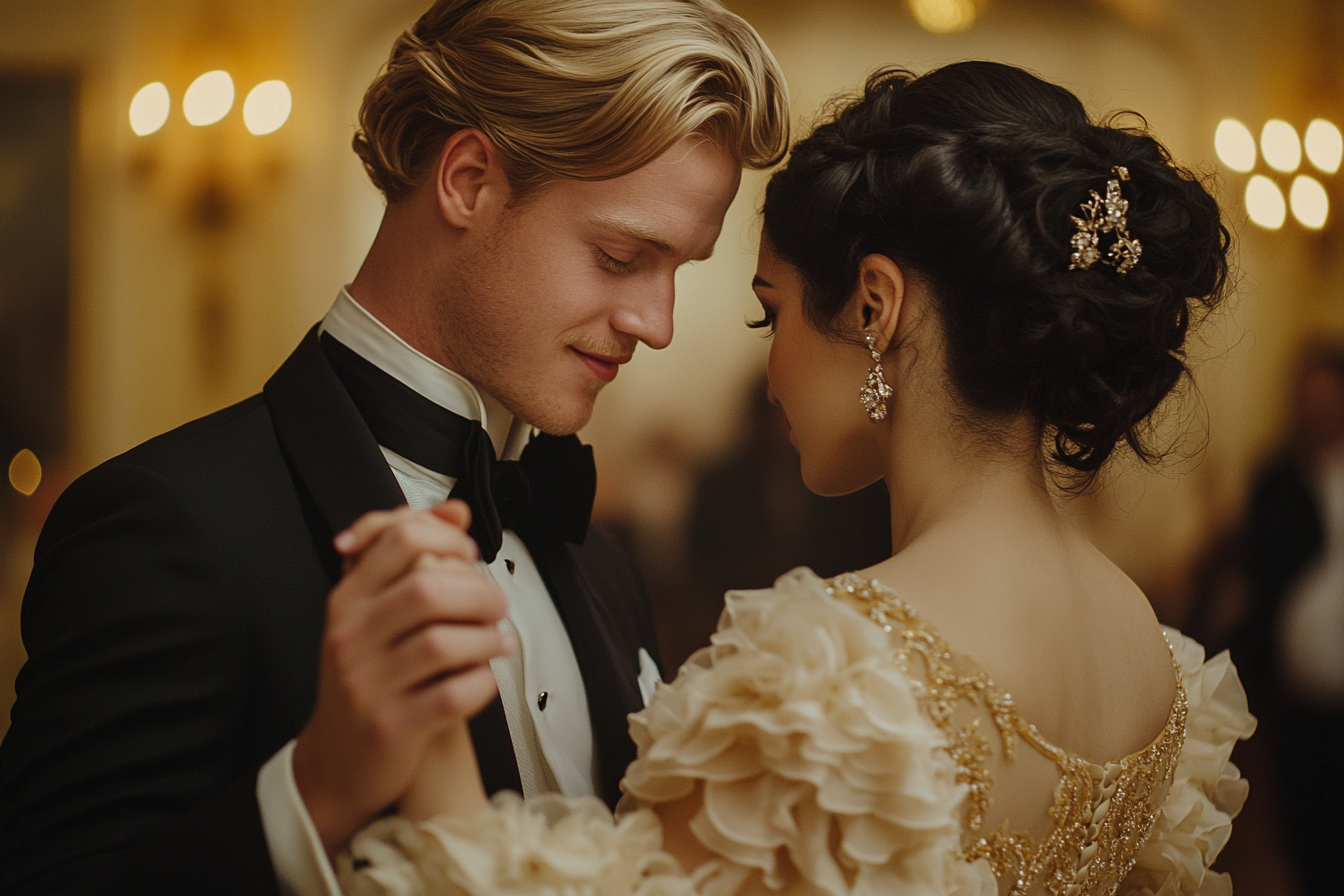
[596,247,637,274]
[746,308,776,336]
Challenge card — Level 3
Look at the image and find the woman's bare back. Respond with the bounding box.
[859,517,1180,849]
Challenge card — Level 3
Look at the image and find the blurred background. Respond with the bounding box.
[3,0,1343,891]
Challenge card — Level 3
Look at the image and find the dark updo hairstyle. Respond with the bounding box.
[762,61,1230,483]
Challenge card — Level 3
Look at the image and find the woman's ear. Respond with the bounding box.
[851,254,906,351]
[433,128,510,228]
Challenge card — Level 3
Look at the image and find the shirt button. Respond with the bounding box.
[537,691,548,711]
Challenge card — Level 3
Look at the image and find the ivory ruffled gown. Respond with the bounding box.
[338,569,1255,896]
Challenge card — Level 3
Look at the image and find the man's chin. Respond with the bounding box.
[515,393,599,437]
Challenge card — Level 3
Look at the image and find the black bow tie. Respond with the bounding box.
[320,333,595,562]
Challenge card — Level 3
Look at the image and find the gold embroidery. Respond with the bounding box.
[825,574,1188,896]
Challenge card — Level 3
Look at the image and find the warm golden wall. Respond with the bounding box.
[0,0,403,468]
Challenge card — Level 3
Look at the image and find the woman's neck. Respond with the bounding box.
[881,398,1061,557]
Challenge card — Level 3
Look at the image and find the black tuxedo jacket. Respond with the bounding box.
[0,327,659,896]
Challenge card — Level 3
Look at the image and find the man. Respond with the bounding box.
[1241,345,1344,896]
[0,2,789,893]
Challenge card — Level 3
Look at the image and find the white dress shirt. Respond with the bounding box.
[256,288,602,896]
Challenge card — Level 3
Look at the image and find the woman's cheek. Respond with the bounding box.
[766,340,789,408]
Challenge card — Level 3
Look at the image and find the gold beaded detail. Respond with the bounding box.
[825,574,1188,896]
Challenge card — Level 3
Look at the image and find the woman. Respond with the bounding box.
[339,62,1253,896]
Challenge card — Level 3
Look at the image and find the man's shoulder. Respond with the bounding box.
[34,388,330,591]
[110,394,276,475]
[56,394,294,528]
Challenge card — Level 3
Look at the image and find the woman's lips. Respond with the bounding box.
[571,347,626,383]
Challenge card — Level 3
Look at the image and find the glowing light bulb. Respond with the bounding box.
[129,82,171,136]
[1214,119,1256,173]
[8,449,41,496]
[183,71,235,126]
[1290,175,1329,229]
[243,81,292,135]
[1305,119,1342,175]
[909,0,979,34]
[1261,119,1302,173]
[1245,175,1287,230]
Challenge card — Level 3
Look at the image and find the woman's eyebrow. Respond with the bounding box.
[752,275,774,289]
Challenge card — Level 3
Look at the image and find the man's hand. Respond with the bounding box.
[292,501,512,852]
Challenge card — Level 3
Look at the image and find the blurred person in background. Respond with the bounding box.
[1242,343,1344,895]
[0,2,789,894]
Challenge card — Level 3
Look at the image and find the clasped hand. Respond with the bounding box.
[292,501,512,852]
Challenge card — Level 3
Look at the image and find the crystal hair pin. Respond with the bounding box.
[1069,166,1142,276]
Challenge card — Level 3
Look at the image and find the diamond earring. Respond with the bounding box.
[859,331,893,422]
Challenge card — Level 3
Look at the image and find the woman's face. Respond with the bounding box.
[751,244,886,496]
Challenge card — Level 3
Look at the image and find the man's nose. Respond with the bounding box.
[612,276,675,350]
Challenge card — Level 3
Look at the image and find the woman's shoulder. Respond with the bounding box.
[672,566,914,692]
[1118,629,1257,896]
[1160,627,1257,769]
[711,566,928,645]
[627,566,946,777]
[623,566,998,895]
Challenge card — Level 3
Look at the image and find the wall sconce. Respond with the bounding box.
[1215,117,1341,231]
[125,69,293,379]
[129,82,170,135]
[130,73,291,136]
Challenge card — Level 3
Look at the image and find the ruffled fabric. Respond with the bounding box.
[336,572,1253,896]
[621,568,996,896]
[1117,630,1257,896]
[337,792,695,896]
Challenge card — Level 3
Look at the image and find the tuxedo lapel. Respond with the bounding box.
[263,325,406,536]
[262,325,523,797]
[526,537,643,808]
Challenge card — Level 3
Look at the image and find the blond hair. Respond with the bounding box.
[354,0,790,200]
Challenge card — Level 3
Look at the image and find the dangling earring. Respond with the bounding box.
[859,330,892,422]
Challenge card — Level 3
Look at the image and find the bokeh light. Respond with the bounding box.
[129,82,170,136]
[243,81,292,135]
[909,0,979,34]
[8,449,42,496]
[1304,119,1343,175]
[1261,119,1302,173]
[1290,175,1329,229]
[183,70,235,127]
[1246,175,1287,230]
[1214,119,1257,172]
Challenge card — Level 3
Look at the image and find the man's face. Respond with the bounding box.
[436,136,742,434]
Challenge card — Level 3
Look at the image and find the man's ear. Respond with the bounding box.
[851,254,906,352]
[433,128,510,228]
